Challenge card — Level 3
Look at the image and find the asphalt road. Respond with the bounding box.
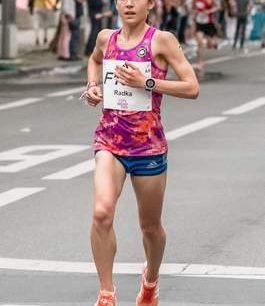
[0,47,265,305]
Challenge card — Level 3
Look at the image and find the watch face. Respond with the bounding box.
[146,78,155,89]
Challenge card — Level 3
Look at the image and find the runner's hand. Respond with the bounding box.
[82,86,103,107]
[115,61,145,89]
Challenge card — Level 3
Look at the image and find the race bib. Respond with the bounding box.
[103,60,152,111]
[196,12,209,24]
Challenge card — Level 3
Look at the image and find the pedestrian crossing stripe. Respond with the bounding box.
[1,258,265,280]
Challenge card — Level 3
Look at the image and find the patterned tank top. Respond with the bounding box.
[93,26,168,156]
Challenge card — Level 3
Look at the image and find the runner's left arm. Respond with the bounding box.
[114,31,199,100]
[152,31,199,99]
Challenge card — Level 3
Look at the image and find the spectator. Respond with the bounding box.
[69,0,84,61]
[225,0,237,41]
[110,0,119,29]
[28,0,55,46]
[233,0,253,49]
[217,0,227,38]
[85,0,104,56]
[57,0,75,60]
[160,0,179,36]
[177,0,190,43]
[103,0,116,29]
[262,1,265,48]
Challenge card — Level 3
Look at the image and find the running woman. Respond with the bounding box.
[193,0,220,73]
[83,0,199,305]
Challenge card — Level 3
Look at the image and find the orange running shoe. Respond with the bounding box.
[94,287,117,306]
[136,264,159,306]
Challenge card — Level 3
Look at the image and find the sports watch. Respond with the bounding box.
[144,78,156,91]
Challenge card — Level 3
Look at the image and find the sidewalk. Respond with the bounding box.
[0,26,89,78]
[0,26,263,81]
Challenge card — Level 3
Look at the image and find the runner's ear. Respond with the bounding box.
[148,0,155,11]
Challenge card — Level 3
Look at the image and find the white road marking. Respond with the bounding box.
[241,49,265,58]
[0,188,45,208]
[20,127,31,133]
[43,159,95,180]
[0,145,89,173]
[223,97,265,115]
[205,48,265,65]
[0,98,43,111]
[205,56,234,65]
[1,258,265,280]
[165,117,227,141]
[46,87,85,98]
[66,95,74,101]
[42,117,229,179]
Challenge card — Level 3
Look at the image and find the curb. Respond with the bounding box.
[0,41,262,84]
[0,62,87,79]
[0,44,194,80]
[0,47,88,80]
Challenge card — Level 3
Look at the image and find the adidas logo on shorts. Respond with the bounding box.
[146,161,159,169]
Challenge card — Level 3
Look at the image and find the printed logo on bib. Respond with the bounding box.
[117,98,129,110]
[137,47,147,58]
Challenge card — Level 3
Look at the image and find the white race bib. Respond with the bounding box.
[103,60,152,111]
[196,12,209,24]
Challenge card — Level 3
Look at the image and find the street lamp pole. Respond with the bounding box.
[0,0,17,59]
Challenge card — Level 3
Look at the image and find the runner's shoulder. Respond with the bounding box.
[153,30,180,51]
[154,30,177,46]
[97,29,116,46]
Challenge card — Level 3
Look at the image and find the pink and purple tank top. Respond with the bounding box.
[93,26,168,156]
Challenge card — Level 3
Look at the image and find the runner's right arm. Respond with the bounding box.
[85,29,113,107]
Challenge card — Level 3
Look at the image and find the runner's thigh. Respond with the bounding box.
[93,151,126,213]
[131,173,167,225]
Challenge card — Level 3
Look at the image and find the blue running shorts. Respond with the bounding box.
[95,150,167,176]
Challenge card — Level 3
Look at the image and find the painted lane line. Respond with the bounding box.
[205,49,265,65]
[1,258,265,280]
[43,159,95,180]
[205,56,234,65]
[165,117,227,141]
[0,98,43,111]
[44,117,228,179]
[223,97,265,115]
[0,145,89,173]
[0,188,45,208]
[46,87,85,98]
[241,49,265,58]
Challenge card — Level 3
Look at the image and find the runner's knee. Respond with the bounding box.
[92,203,115,230]
[140,222,165,238]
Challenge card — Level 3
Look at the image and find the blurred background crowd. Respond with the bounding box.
[14,0,265,63]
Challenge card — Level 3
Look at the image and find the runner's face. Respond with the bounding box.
[116,0,154,25]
